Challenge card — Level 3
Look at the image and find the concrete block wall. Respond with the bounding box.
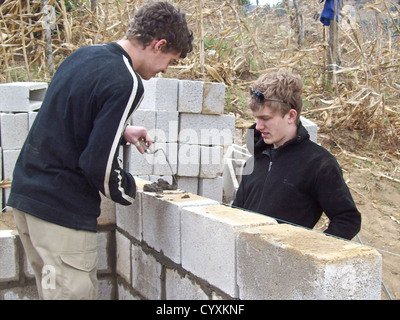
[0,82,48,211]
[127,78,231,203]
[115,177,382,300]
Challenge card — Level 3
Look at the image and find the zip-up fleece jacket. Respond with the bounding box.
[8,42,144,232]
[232,122,361,240]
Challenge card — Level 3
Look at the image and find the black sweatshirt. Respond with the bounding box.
[8,42,144,232]
[233,123,361,240]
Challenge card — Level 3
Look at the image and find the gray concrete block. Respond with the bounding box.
[130,109,156,131]
[198,177,223,203]
[124,144,154,176]
[181,205,277,297]
[140,78,178,111]
[0,82,47,112]
[116,231,131,284]
[178,80,204,113]
[0,230,19,282]
[176,176,198,194]
[131,243,162,300]
[142,191,219,264]
[202,82,225,115]
[165,268,208,300]
[154,111,178,143]
[237,224,382,300]
[300,116,318,143]
[179,113,235,146]
[116,192,142,241]
[177,143,200,177]
[153,142,177,175]
[199,145,223,178]
[97,231,111,274]
[0,113,29,150]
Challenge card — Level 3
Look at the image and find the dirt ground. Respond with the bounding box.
[1,129,399,300]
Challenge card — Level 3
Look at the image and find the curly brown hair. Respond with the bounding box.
[250,69,303,125]
[125,1,193,59]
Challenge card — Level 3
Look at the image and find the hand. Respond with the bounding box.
[124,125,153,154]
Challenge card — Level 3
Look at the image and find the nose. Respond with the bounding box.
[255,118,263,131]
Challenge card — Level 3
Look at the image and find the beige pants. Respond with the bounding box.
[13,208,98,300]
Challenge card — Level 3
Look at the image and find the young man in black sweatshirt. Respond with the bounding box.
[233,69,361,241]
[8,2,193,299]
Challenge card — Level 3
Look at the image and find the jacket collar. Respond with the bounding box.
[245,121,310,157]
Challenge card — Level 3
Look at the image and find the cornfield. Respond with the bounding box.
[1,0,400,152]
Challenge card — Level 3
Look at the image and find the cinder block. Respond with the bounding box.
[131,243,162,300]
[3,149,20,206]
[177,144,200,177]
[0,230,19,282]
[140,78,178,111]
[237,224,382,300]
[165,268,208,300]
[124,144,154,176]
[181,205,277,298]
[300,116,318,143]
[154,111,178,143]
[152,142,177,176]
[176,176,198,194]
[198,177,223,203]
[202,82,225,115]
[28,112,38,129]
[116,191,142,241]
[97,231,111,274]
[98,276,115,300]
[130,109,156,131]
[199,145,223,178]
[0,113,29,150]
[142,191,219,264]
[178,80,204,113]
[179,113,235,146]
[116,231,131,284]
[98,193,116,226]
[0,82,47,112]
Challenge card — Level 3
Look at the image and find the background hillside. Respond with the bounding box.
[1,0,399,299]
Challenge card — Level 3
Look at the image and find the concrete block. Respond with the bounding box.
[124,144,154,176]
[0,82,47,112]
[153,142,177,175]
[3,149,20,205]
[202,82,225,115]
[98,193,116,226]
[237,224,382,300]
[199,145,223,178]
[176,176,198,194]
[177,143,200,177]
[301,116,318,143]
[0,230,19,282]
[28,112,38,129]
[116,231,131,284]
[178,80,204,113]
[116,192,142,241]
[0,113,29,150]
[142,191,219,264]
[140,78,178,111]
[181,205,277,298]
[179,113,235,146]
[0,284,39,300]
[98,276,115,300]
[198,177,223,203]
[117,282,141,300]
[131,243,162,300]
[130,109,156,131]
[154,111,178,143]
[165,268,208,300]
[96,231,111,274]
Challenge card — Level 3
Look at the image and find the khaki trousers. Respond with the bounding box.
[13,209,98,300]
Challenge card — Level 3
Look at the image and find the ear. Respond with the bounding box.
[287,109,298,124]
[154,39,167,51]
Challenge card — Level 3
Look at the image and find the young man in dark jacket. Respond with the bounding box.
[8,2,193,299]
[233,69,361,241]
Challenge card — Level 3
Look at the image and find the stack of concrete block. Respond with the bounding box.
[0,82,47,210]
[126,77,233,203]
